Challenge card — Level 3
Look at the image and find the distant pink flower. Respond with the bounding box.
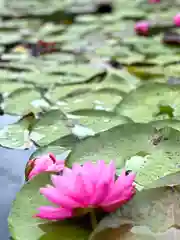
[174,13,180,27]
[35,160,136,220]
[135,21,150,36]
[26,153,65,180]
[148,0,160,3]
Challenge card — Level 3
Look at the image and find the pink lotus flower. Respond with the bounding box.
[35,160,136,220]
[135,21,150,36]
[174,13,180,27]
[26,153,65,180]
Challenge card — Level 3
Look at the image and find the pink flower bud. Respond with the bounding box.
[135,21,149,36]
[25,153,65,180]
[174,13,180,27]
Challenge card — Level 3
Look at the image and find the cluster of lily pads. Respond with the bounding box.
[0,0,180,239]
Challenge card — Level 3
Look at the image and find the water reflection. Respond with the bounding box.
[0,115,34,239]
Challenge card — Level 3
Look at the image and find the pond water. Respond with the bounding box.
[0,115,34,239]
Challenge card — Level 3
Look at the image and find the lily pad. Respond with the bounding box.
[116,83,180,122]
[90,186,180,240]
[30,110,71,146]
[0,123,30,149]
[4,88,49,115]
[0,113,35,149]
[8,173,90,240]
[68,123,180,186]
[59,91,123,113]
[0,81,33,96]
[29,145,71,161]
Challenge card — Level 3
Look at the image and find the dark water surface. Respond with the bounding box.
[0,115,34,239]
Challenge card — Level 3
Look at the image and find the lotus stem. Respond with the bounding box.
[89,209,97,230]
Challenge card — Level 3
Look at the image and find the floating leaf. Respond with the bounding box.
[46,84,94,102]
[59,91,122,113]
[30,110,70,146]
[145,171,180,189]
[0,113,35,149]
[39,225,90,240]
[68,123,180,185]
[76,114,131,134]
[0,81,33,96]
[8,173,90,240]
[29,145,70,161]
[116,83,180,122]
[4,88,49,115]
[0,123,29,149]
[90,186,180,240]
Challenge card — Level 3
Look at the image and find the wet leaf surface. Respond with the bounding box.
[90,186,180,240]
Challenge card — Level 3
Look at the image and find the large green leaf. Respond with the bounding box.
[8,173,90,240]
[116,83,180,122]
[68,123,180,186]
[90,186,180,240]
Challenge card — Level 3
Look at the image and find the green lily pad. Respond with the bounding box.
[0,81,33,96]
[39,225,90,240]
[8,173,90,240]
[45,84,94,102]
[30,110,71,146]
[90,186,180,240]
[4,88,49,115]
[29,145,71,161]
[0,113,35,149]
[76,114,131,134]
[116,83,180,122]
[0,123,30,149]
[59,91,123,113]
[68,123,180,186]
